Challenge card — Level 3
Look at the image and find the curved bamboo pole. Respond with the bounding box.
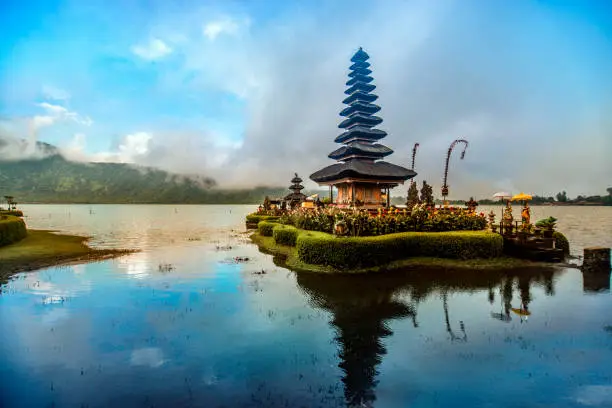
[410,143,420,171]
[441,139,468,205]
[409,143,420,190]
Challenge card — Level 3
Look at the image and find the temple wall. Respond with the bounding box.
[334,183,384,206]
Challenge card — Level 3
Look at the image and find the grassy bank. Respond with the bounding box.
[250,231,549,273]
[0,230,136,281]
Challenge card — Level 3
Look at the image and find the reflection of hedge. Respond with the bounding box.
[258,221,279,237]
[553,231,570,255]
[0,215,27,247]
[272,225,299,246]
[296,230,503,269]
[246,214,280,224]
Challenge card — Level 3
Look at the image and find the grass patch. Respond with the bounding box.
[0,229,136,281]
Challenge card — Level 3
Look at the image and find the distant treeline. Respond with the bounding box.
[392,188,612,206]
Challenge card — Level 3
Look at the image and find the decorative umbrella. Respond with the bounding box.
[511,192,533,202]
[306,194,318,201]
[493,192,512,200]
[493,192,512,222]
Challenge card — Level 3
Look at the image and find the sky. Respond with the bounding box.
[0,0,611,198]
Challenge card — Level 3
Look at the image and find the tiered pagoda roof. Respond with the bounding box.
[310,48,415,185]
[284,173,307,202]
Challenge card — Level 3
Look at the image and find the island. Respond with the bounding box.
[247,47,571,273]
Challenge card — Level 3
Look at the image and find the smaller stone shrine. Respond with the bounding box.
[284,173,307,209]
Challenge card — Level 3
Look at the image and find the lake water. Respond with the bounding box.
[1,204,611,408]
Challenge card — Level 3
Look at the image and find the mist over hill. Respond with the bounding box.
[0,140,295,204]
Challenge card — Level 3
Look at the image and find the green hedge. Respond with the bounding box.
[0,210,24,217]
[246,214,280,224]
[296,230,503,269]
[553,231,570,255]
[258,221,279,237]
[0,215,27,247]
[273,225,299,246]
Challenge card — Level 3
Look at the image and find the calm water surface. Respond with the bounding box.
[1,205,611,408]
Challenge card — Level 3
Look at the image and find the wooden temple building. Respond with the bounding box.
[310,48,416,209]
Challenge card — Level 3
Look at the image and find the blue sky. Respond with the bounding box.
[0,0,611,196]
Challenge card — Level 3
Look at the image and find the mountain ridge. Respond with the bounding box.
[0,140,294,204]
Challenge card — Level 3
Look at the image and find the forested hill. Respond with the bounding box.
[0,152,288,204]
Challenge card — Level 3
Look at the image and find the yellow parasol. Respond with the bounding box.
[511,192,532,202]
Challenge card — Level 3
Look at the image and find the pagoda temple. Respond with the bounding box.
[284,173,307,209]
[310,47,416,208]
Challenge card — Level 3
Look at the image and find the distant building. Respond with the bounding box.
[310,48,416,208]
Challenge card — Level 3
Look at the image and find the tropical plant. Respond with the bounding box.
[406,182,419,209]
[535,216,557,230]
[420,181,435,207]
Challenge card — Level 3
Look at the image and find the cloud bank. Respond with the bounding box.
[2,0,611,198]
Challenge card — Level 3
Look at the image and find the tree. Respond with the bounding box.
[406,182,419,209]
[555,191,568,202]
[420,181,434,207]
[607,187,612,196]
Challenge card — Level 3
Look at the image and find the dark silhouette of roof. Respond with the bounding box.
[310,47,417,185]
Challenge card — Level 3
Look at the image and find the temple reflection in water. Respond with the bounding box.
[296,267,560,407]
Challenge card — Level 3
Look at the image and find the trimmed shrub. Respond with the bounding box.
[246,214,280,224]
[296,230,503,269]
[273,225,299,246]
[281,206,487,236]
[553,231,570,255]
[258,221,279,237]
[0,215,27,247]
[0,210,24,217]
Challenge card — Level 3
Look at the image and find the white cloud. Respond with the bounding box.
[203,17,242,40]
[62,131,153,164]
[131,38,173,60]
[35,102,92,127]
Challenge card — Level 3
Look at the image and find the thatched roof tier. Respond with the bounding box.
[350,47,370,63]
[339,114,382,129]
[346,74,374,86]
[328,142,393,161]
[344,82,376,96]
[349,61,370,71]
[334,127,387,144]
[310,161,415,183]
[340,102,381,117]
[342,91,378,105]
[348,68,372,77]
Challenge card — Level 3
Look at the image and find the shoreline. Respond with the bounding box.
[250,232,572,274]
[0,230,137,282]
